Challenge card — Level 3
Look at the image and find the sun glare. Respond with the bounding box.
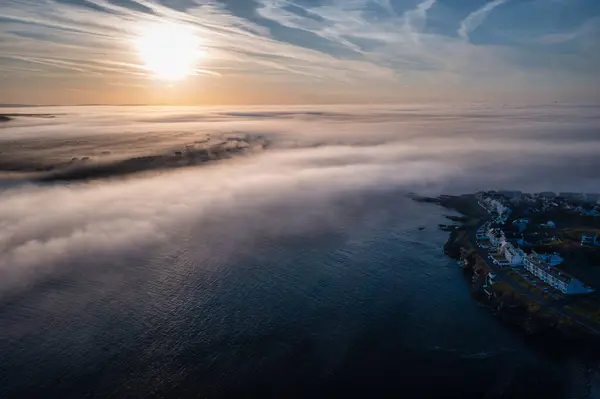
[135,23,201,81]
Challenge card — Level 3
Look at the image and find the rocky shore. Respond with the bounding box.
[411,193,600,343]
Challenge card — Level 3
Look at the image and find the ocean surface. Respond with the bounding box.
[1,104,600,398]
[1,194,596,398]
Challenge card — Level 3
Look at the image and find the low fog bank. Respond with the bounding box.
[0,104,599,295]
[1,103,599,182]
[0,123,270,181]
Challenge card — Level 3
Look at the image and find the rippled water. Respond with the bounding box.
[1,194,598,398]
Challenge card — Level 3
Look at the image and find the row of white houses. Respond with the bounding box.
[477,194,512,224]
[501,241,525,266]
[482,227,594,295]
[523,254,595,295]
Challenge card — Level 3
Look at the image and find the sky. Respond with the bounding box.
[0,0,599,105]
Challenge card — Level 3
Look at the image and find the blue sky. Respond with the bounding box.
[1,0,599,104]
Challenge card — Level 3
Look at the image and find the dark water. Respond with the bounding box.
[1,195,598,398]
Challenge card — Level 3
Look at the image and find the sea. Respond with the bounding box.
[1,104,600,398]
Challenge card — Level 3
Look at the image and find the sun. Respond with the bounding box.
[135,23,201,81]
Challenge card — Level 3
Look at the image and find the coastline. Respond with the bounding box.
[411,193,600,342]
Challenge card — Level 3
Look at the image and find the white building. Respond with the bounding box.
[492,200,507,216]
[479,195,511,224]
[523,254,594,295]
[495,208,512,224]
[485,272,497,288]
[500,242,525,266]
[487,228,506,247]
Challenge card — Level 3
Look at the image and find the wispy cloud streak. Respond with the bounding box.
[458,0,508,41]
[0,0,598,103]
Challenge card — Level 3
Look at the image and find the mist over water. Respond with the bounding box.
[1,104,600,397]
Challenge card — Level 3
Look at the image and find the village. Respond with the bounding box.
[474,190,600,297]
[475,191,600,297]
[410,188,600,334]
